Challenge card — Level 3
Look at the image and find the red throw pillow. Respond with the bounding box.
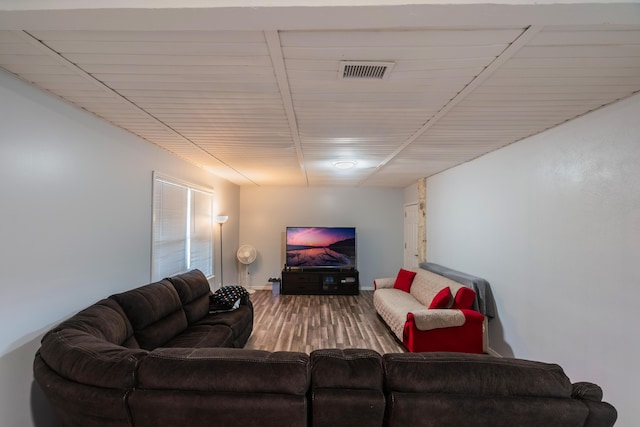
[452,287,476,310]
[393,269,416,293]
[429,287,453,309]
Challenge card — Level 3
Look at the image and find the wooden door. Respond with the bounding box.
[404,203,419,269]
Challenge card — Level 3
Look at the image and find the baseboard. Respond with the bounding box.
[487,347,502,357]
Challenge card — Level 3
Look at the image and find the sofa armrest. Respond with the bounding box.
[374,277,395,290]
[38,329,148,389]
[409,308,484,331]
[460,308,485,324]
[572,382,603,401]
[409,309,465,331]
[240,294,253,310]
[572,383,618,427]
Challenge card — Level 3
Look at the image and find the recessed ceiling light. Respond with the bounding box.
[333,160,357,169]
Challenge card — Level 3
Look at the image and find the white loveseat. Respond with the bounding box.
[374,268,486,353]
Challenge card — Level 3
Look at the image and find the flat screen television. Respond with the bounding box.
[285,227,356,269]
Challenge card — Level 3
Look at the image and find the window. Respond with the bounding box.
[152,173,213,281]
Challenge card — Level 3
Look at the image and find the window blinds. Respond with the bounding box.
[189,188,213,276]
[152,175,213,281]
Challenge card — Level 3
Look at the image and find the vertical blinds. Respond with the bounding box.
[152,175,213,281]
[189,188,214,276]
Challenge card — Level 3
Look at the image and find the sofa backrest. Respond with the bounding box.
[47,297,139,348]
[384,352,573,397]
[167,269,211,324]
[383,352,591,427]
[410,269,475,309]
[110,279,188,350]
[310,349,385,427]
[128,347,311,427]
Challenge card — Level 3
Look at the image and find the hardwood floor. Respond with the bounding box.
[244,290,406,354]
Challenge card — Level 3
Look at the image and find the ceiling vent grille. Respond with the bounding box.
[339,61,395,80]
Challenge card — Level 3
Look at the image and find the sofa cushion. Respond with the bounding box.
[168,269,211,324]
[311,349,385,427]
[393,269,416,292]
[110,279,188,350]
[129,348,310,427]
[374,288,426,340]
[195,304,253,347]
[128,392,307,427]
[138,348,310,394]
[386,393,588,427]
[428,287,453,309]
[164,324,235,348]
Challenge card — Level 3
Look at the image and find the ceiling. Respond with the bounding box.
[1,1,639,188]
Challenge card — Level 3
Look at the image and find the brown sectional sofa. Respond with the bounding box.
[34,269,617,427]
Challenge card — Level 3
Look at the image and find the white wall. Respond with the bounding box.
[426,93,640,426]
[403,181,419,204]
[0,70,240,427]
[239,186,404,290]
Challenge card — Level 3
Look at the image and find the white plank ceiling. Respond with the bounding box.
[1,2,639,187]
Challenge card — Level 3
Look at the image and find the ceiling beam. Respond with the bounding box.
[265,30,309,186]
[359,24,545,185]
[13,29,258,185]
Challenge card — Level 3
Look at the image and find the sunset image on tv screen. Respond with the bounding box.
[286,227,356,268]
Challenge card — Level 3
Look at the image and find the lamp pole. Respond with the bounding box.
[214,215,229,286]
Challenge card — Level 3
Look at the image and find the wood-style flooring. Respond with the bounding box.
[244,290,406,354]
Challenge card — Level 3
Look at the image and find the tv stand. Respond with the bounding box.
[281,268,359,295]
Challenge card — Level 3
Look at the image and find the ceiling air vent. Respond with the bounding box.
[338,61,395,80]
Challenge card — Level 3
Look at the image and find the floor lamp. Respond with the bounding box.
[215,215,229,286]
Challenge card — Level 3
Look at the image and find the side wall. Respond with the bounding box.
[239,186,405,291]
[0,71,240,427]
[426,93,640,426]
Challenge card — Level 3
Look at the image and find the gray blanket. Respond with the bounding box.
[419,262,497,319]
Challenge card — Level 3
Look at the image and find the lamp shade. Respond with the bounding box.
[215,215,229,224]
